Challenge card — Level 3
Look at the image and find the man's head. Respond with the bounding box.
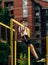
[20,19,26,26]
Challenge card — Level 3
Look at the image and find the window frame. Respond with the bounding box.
[42,0,48,2]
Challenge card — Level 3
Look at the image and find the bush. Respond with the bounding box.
[17,53,28,65]
[0,42,10,65]
[0,7,10,25]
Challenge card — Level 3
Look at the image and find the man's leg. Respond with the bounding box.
[29,44,39,59]
[29,44,45,62]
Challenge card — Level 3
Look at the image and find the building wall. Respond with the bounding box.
[28,0,35,37]
[13,0,23,21]
[2,0,48,55]
[35,0,48,8]
[13,0,35,38]
[1,0,35,39]
[35,0,48,56]
[2,0,48,37]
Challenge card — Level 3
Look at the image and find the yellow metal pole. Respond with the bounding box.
[0,22,16,65]
[46,36,48,65]
[10,19,31,65]
[14,32,17,65]
[14,40,17,65]
[10,19,24,27]
[28,46,30,65]
[10,21,13,65]
[0,22,15,31]
[28,29,30,65]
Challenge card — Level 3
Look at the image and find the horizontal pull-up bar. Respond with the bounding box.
[0,22,15,32]
[10,19,24,27]
[10,19,30,65]
[10,19,30,30]
[10,19,30,37]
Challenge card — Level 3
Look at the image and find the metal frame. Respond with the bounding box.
[0,18,31,65]
[0,22,15,65]
[0,18,47,65]
[10,19,30,65]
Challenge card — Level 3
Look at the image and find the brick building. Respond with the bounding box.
[2,0,35,37]
[1,0,48,57]
[34,0,48,57]
[13,0,35,38]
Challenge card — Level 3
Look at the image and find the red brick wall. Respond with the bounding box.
[1,0,4,8]
[13,0,35,38]
[13,0,23,22]
[35,0,48,8]
[2,0,48,38]
[13,0,23,40]
[28,0,35,37]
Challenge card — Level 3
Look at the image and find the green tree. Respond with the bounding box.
[0,42,10,65]
[0,1,12,25]
[17,53,28,65]
[0,6,10,25]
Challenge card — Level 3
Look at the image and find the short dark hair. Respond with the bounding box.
[20,19,26,23]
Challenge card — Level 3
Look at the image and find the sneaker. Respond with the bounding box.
[37,58,45,62]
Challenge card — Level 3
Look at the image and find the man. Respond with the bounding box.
[18,19,44,62]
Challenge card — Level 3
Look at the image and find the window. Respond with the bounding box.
[35,18,40,22]
[46,23,48,26]
[45,9,48,35]
[35,6,40,11]
[46,31,48,35]
[23,0,28,18]
[5,2,13,7]
[23,9,28,17]
[35,6,41,23]
[46,16,48,20]
[23,0,27,6]
[23,9,28,14]
[42,0,48,2]
[35,26,39,31]
[5,0,13,2]
[36,34,40,38]
[36,43,40,48]
[45,10,48,16]
[35,12,40,16]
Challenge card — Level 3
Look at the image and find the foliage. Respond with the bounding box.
[0,42,10,65]
[17,42,28,58]
[17,42,34,65]
[17,41,42,65]
[0,6,10,25]
[17,53,28,65]
[0,0,2,4]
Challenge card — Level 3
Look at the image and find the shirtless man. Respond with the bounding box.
[18,19,44,62]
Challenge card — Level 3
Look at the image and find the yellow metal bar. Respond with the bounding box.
[28,29,30,65]
[10,19,24,27]
[10,18,30,65]
[46,36,48,65]
[28,46,30,65]
[10,19,29,29]
[0,22,15,31]
[14,40,17,65]
[10,19,30,37]
[10,21,13,65]
[0,22,15,65]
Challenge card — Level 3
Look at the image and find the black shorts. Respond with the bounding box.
[22,35,31,45]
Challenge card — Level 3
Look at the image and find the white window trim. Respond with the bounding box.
[42,0,48,2]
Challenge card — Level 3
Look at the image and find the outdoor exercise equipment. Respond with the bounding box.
[0,18,48,65]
